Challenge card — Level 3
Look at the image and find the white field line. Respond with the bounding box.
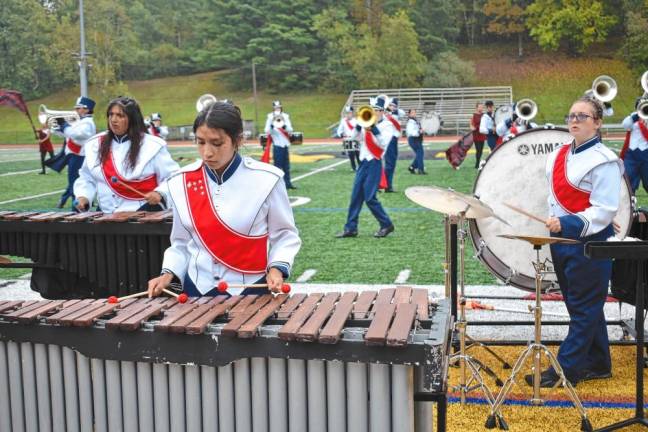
[0,157,41,163]
[289,196,311,207]
[394,269,411,284]
[0,169,41,177]
[296,269,317,283]
[0,190,64,205]
[292,159,348,182]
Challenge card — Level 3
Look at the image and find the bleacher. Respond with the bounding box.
[342,87,513,135]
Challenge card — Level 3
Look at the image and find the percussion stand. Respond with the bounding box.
[486,243,592,431]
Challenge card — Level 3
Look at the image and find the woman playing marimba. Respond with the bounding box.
[74,96,179,213]
[148,102,301,297]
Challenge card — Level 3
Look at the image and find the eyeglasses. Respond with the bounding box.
[565,113,595,123]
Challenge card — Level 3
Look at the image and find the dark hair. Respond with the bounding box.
[485,100,494,107]
[193,102,244,150]
[575,96,604,120]
[99,96,147,172]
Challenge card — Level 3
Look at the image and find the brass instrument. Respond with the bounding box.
[37,105,80,130]
[514,98,537,122]
[638,71,648,120]
[272,114,285,129]
[195,94,218,112]
[591,75,617,103]
[356,105,377,128]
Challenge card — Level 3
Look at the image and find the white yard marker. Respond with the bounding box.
[292,159,348,182]
[0,189,64,205]
[0,169,41,177]
[394,269,411,284]
[296,269,317,283]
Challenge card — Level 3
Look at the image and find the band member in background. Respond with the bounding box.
[336,96,395,239]
[471,103,486,168]
[147,102,301,297]
[479,100,497,151]
[535,96,622,387]
[406,109,425,174]
[74,96,179,213]
[52,96,97,208]
[37,124,55,175]
[336,105,360,171]
[495,109,537,145]
[264,100,296,189]
[148,112,169,140]
[620,97,648,193]
[384,98,404,192]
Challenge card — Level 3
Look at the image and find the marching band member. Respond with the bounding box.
[479,100,497,150]
[37,124,55,175]
[148,112,169,140]
[52,96,97,209]
[74,96,179,213]
[495,110,537,145]
[619,97,648,193]
[264,100,296,189]
[336,96,395,238]
[336,105,360,171]
[384,97,404,192]
[533,96,622,387]
[471,102,486,168]
[406,109,426,174]
[147,102,301,297]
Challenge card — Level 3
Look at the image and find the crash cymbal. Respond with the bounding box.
[405,186,507,223]
[498,234,580,246]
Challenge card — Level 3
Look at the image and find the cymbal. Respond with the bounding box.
[405,186,507,222]
[497,234,580,246]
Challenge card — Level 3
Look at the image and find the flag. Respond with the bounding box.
[261,134,272,163]
[0,89,29,114]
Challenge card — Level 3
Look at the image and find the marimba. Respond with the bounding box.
[0,287,451,432]
[0,210,172,298]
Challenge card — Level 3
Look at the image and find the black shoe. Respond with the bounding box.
[525,368,575,388]
[385,188,395,193]
[335,230,358,238]
[287,185,297,190]
[580,368,612,382]
[408,166,415,174]
[38,171,46,175]
[374,225,394,238]
[418,170,427,175]
[56,202,65,209]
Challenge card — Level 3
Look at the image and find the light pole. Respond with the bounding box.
[78,0,88,97]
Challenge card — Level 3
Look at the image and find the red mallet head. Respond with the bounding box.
[177,293,188,304]
[110,176,118,184]
[107,296,119,304]
[281,283,291,294]
[217,280,228,292]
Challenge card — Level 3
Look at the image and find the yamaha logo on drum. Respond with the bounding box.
[517,142,560,156]
[517,144,530,156]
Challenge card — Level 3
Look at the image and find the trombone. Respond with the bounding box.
[38,105,80,130]
[356,105,377,128]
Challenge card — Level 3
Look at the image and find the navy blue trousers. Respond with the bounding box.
[273,145,293,188]
[384,137,398,189]
[486,133,497,151]
[344,159,392,232]
[550,225,613,380]
[408,136,424,171]
[624,148,648,193]
[60,154,84,209]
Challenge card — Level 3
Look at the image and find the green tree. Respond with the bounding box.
[422,51,474,87]
[483,0,528,56]
[407,0,459,58]
[525,0,617,54]
[620,7,648,75]
[312,7,357,91]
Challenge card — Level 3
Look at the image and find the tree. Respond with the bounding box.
[525,0,617,54]
[483,0,528,56]
[407,0,460,58]
[422,51,474,87]
[620,8,648,76]
[312,7,357,91]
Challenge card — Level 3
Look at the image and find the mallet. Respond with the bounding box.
[110,176,148,199]
[217,280,291,294]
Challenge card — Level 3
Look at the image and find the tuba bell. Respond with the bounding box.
[514,98,537,122]
[356,105,377,128]
[195,94,218,112]
[38,105,80,130]
[637,71,648,120]
[591,75,617,103]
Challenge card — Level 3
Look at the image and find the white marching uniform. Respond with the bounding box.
[622,115,648,151]
[161,156,301,295]
[264,112,294,147]
[495,119,537,138]
[149,125,169,140]
[360,118,394,161]
[479,113,495,135]
[545,136,623,238]
[387,108,406,138]
[74,133,180,213]
[336,117,358,139]
[406,118,422,138]
[53,116,96,155]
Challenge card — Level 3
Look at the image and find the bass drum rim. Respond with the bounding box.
[468,126,634,292]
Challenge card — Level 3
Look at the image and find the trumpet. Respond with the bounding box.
[356,105,377,128]
[272,114,285,129]
[38,105,79,130]
[195,94,218,112]
[591,75,617,103]
[514,98,537,122]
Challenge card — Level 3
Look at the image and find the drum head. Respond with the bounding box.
[421,112,441,135]
[494,105,513,127]
[469,127,633,291]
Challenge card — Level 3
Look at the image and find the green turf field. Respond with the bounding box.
[1,139,646,285]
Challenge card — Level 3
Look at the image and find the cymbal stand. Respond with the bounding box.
[485,245,592,431]
[449,210,506,427]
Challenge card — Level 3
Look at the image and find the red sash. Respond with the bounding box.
[184,165,268,273]
[552,144,591,213]
[620,120,648,160]
[66,138,82,155]
[101,151,158,199]
[148,126,160,137]
[345,119,354,131]
[386,114,401,132]
[365,130,383,160]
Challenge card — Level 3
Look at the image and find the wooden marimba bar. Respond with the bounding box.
[0,210,172,299]
[0,287,451,432]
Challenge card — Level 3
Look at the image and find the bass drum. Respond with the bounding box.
[469,127,633,291]
[494,104,513,127]
[421,112,441,135]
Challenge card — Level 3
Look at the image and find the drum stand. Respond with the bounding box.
[485,244,592,431]
[448,212,507,427]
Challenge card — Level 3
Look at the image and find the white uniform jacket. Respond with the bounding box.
[387,109,406,138]
[545,136,623,238]
[495,119,537,138]
[74,133,180,213]
[622,115,648,151]
[479,113,495,135]
[359,117,394,162]
[336,117,359,139]
[406,118,421,138]
[52,116,96,156]
[161,156,301,295]
[264,112,294,148]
